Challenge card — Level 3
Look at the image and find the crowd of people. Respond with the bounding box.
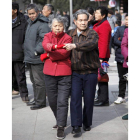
[12,2,128,139]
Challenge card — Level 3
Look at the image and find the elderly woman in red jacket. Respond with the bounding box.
[93,6,111,106]
[42,16,72,139]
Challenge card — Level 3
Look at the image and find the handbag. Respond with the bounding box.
[98,63,109,82]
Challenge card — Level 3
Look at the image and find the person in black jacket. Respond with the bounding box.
[113,13,128,104]
[12,2,29,102]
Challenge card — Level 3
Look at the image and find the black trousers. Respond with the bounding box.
[117,62,128,98]
[97,58,109,102]
[70,72,97,127]
[97,82,109,102]
[44,75,71,127]
[27,63,46,105]
[12,62,28,97]
[12,70,19,91]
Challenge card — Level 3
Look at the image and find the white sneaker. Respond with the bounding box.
[114,97,126,104]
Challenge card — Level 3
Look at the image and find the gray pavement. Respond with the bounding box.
[12,54,128,140]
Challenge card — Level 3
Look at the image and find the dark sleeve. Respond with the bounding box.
[35,23,51,54]
[113,27,121,46]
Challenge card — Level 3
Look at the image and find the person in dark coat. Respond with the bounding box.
[65,9,100,135]
[24,4,51,110]
[93,6,111,106]
[86,7,97,29]
[12,2,29,102]
[63,11,70,31]
[113,13,128,104]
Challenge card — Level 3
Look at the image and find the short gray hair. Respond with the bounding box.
[45,4,54,14]
[27,4,39,13]
[73,9,89,20]
[50,16,68,31]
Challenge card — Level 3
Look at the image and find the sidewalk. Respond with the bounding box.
[12,54,128,140]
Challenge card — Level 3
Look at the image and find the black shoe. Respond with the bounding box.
[52,124,58,130]
[94,100,109,106]
[26,100,36,106]
[71,126,81,134]
[56,126,65,139]
[83,125,91,131]
[22,96,29,103]
[30,105,46,110]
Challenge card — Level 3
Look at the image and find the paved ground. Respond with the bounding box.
[12,54,128,140]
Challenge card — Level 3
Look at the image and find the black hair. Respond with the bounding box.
[108,9,114,15]
[115,20,121,26]
[12,2,19,11]
[115,9,118,11]
[86,7,94,15]
[125,13,128,17]
[96,6,108,18]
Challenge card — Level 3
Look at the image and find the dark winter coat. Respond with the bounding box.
[24,14,51,64]
[12,12,27,61]
[113,26,127,63]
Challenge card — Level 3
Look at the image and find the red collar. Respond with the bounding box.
[52,31,65,38]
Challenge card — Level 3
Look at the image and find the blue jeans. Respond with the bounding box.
[70,72,97,127]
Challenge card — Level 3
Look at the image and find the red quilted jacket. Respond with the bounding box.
[42,31,72,76]
[93,20,111,59]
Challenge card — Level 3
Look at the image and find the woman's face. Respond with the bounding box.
[52,21,64,34]
[95,10,105,21]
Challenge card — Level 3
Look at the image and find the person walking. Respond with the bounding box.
[64,9,100,135]
[113,14,128,104]
[42,17,72,139]
[93,6,111,106]
[12,2,29,102]
[24,4,51,110]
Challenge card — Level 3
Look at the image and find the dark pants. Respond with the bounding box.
[44,75,71,127]
[117,62,128,98]
[97,58,109,102]
[12,71,19,91]
[97,82,109,102]
[70,72,97,127]
[109,36,112,54]
[12,62,28,97]
[27,63,46,105]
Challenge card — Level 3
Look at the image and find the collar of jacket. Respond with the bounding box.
[12,15,21,28]
[94,17,107,27]
[52,31,65,38]
[71,27,89,37]
[27,13,49,25]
